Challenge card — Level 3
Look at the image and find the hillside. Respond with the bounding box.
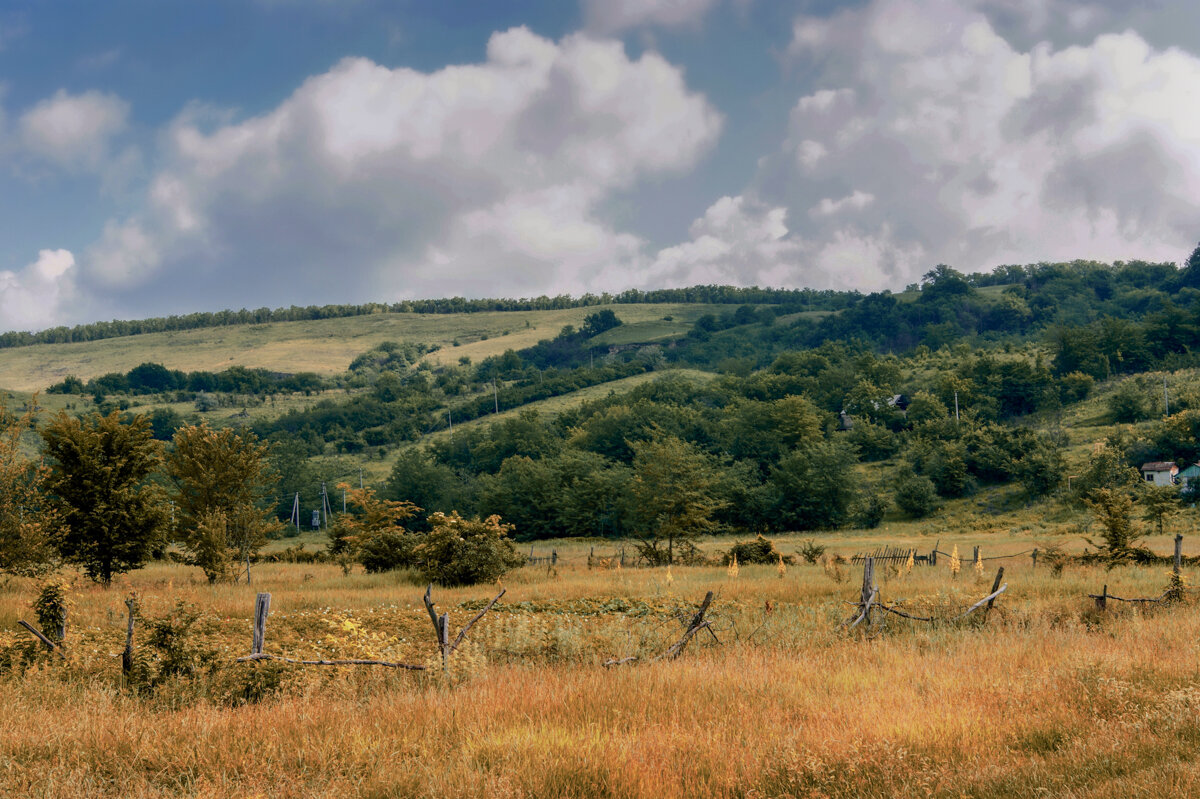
[7,262,1200,547]
[0,303,712,392]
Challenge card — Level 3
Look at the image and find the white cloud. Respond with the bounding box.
[643,195,804,288]
[746,0,1200,291]
[0,249,77,332]
[584,0,720,33]
[811,190,875,217]
[18,89,129,172]
[84,27,721,308]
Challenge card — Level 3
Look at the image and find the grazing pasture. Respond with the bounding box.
[3,530,1200,798]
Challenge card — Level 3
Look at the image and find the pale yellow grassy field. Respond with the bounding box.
[2,525,1199,798]
[0,304,711,392]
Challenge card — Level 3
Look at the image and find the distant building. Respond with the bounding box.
[1179,463,1200,491]
[838,411,854,431]
[1141,461,1179,487]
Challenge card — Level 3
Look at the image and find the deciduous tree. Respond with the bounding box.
[0,399,60,577]
[41,410,166,585]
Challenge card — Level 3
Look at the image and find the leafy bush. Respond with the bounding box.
[357,529,419,574]
[893,469,939,518]
[852,491,887,529]
[1108,380,1150,423]
[720,535,796,566]
[414,512,525,586]
[144,601,211,681]
[798,538,826,564]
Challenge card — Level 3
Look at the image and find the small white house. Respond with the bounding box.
[1141,461,1179,487]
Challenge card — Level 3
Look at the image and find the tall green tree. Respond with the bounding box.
[41,410,166,585]
[629,435,728,565]
[167,423,278,578]
[768,442,857,530]
[0,399,60,576]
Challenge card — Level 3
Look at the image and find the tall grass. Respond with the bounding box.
[2,545,1199,797]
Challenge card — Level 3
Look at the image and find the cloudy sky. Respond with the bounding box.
[1,0,1199,331]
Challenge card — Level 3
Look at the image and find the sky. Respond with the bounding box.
[1,0,1199,332]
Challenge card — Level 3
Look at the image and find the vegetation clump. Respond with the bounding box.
[721,535,795,566]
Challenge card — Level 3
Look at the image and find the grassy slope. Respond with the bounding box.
[418,368,718,444]
[0,303,714,392]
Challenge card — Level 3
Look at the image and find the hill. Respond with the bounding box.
[0,303,712,392]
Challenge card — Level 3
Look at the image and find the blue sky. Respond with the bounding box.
[2,0,1199,331]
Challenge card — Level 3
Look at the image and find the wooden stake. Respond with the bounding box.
[252,592,271,655]
[17,621,66,659]
[122,598,136,675]
[1175,534,1183,575]
[985,567,1004,616]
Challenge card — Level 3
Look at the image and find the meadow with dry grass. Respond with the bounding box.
[4,529,1200,799]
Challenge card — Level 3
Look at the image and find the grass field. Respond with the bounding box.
[3,521,1200,798]
[0,303,716,392]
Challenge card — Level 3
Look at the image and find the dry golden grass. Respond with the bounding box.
[3,529,1200,798]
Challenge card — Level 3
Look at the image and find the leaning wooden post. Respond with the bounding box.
[17,621,67,659]
[1096,584,1108,611]
[860,557,876,626]
[122,597,137,674]
[1175,534,1183,576]
[252,592,271,656]
[985,567,1004,616]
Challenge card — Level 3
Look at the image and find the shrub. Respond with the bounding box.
[144,601,210,681]
[414,512,525,586]
[721,535,796,566]
[32,580,70,642]
[852,492,887,529]
[1108,380,1150,423]
[798,538,826,564]
[357,529,419,574]
[894,469,939,518]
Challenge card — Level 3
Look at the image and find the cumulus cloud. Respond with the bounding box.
[84,27,721,310]
[642,195,805,288]
[583,0,720,33]
[741,0,1200,291]
[18,89,129,172]
[0,249,77,332]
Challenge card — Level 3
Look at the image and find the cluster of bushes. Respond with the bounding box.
[49,363,327,398]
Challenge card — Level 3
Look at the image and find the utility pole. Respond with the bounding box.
[1165,376,1170,417]
[493,378,499,414]
[954,390,960,422]
[447,409,453,437]
[320,482,328,528]
[291,492,300,535]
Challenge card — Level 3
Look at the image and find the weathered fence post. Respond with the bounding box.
[551,549,558,566]
[973,546,979,564]
[985,567,1004,616]
[931,540,939,566]
[122,597,136,675]
[252,592,271,656]
[1031,549,1038,569]
[1096,584,1108,611]
[860,557,876,626]
[1175,534,1183,576]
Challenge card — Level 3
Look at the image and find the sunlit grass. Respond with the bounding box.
[3,536,1200,797]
